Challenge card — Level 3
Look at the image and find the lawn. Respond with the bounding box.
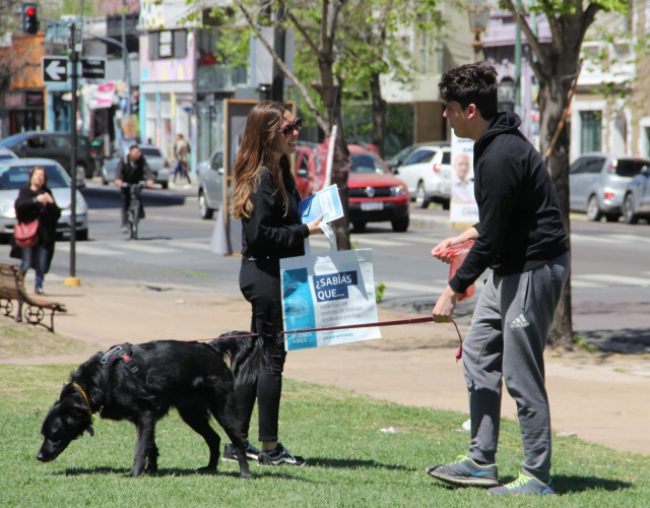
[0,364,648,507]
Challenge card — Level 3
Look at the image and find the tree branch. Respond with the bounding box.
[233,0,328,132]
[502,0,551,72]
[540,0,563,51]
[280,1,320,56]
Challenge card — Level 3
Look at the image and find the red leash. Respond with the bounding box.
[200,316,464,362]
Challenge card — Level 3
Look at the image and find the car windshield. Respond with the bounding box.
[0,154,15,160]
[0,164,70,190]
[0,134,26,147]
[350,154,388,174]
[615,160,650,177]
[140,148,162,157]
[389,146,416,162]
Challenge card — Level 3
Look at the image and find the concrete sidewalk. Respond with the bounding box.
[3,279,649,457]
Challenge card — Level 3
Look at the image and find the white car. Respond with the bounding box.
[394,142,452,209]
[102,144,171,189]
[0,158,89,240]
[197,150,224,219]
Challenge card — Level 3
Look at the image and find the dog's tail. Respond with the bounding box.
[208,324,281,384]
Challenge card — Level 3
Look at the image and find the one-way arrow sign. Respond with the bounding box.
[42,56,69,83]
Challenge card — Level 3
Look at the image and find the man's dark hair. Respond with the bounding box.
[439,63,499,120]
[129,145,140,152]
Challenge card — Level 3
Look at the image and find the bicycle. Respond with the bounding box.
[122,182,145,240]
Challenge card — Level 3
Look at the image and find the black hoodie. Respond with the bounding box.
[449,112,568,294]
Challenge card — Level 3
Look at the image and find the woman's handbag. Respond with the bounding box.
[14,220,39,247]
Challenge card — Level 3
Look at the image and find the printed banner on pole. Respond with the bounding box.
[450,133,479,223]
[280,249,381,351]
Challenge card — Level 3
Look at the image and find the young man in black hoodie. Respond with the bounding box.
[426,63,569,495]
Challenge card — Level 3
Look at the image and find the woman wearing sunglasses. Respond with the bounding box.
[228,102,322,466]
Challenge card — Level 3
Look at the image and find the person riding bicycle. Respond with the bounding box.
[115,145,154,233]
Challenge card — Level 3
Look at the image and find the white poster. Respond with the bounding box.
[450,133,479,223]
[280,248,381,351]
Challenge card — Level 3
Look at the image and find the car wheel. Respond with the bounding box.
[391,216,409,232]
[415,182,429,209]
[352,221,366,231]
[199,190,214,219]
[605,214,620,223]
[442,199,450,211]
[76,228,89,241]
[622,194,639,224]
[102,177,109,186]
[586,195,603,222]
[160,181,169,190]
[76,165,86,183]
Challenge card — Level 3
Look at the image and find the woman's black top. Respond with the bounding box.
[14,186,62,246]
[241,164,309,260]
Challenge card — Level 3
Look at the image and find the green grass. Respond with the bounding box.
[1,365,648,507]
[0,316,88,359]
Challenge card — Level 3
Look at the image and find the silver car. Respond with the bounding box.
[197,149,224,219]
[0,158,89,240]
[101,144,171,189]
[0,147,17,161]
[569,153,650,222]
[622,163,650,224]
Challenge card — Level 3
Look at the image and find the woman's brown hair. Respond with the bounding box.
[28,166,48,187]
[231,102,290,219]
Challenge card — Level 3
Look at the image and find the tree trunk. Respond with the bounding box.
[370,72,386,158]
[537,72,574,349]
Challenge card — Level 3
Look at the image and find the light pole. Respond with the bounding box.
[467,1,490,63]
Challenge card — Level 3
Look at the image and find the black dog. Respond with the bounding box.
[37,332,266,478]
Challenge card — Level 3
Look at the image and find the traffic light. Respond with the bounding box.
[21,4,38,34]
[131,92,139,115]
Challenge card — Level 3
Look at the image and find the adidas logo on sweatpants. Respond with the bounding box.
[510,314,530,328]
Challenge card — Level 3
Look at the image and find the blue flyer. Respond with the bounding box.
[299,184,344,224]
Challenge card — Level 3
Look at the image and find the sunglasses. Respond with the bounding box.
[280,118,302,137]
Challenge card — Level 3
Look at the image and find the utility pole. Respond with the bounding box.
[122,0,131,116]
[271,6,286,103]
[66,22,80,286]
[514,0,522,115]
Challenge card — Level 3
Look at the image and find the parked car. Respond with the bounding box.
[393,142,451,209]
[385,142,428,173]
[295,141,323,200]
[0,158,89,240]
[0,147,18,161]
[0,131,94,181]
[101,144,171,188]
[622,163,650,224]
[569,153,650,222]
[347,144,410,232]
[197,149,224,219]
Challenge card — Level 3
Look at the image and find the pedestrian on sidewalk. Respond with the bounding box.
[229,102,322,466]
[12,166,61,294]
[173,134,191,184]
[427,63,569,496]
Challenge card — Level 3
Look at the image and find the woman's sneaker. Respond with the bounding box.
[487,473,556,495]
[426,454,499,487]
[258,443,306,466]
[222,442,260,462]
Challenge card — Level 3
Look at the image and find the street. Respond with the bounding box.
[2,181,649,345]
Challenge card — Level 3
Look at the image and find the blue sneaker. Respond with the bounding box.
[426,454,499,487]
[487,472,556,495]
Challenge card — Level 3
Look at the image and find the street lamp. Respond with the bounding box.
[467,1,490,63]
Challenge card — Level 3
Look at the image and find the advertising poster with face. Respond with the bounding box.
[450,133,479,223]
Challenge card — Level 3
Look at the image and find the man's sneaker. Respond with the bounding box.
[222,442,260,462]
[426,455,499,487]
[258,443,306,467]
[488,473,556,495]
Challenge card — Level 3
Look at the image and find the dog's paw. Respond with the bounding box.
[239,470,251,480]
[197,466,217,475]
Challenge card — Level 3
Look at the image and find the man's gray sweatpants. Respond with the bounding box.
[463,252,569,482]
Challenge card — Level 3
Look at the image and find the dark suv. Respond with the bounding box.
[0,131,95,181]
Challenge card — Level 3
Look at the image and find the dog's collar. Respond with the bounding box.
[72,382,94,421]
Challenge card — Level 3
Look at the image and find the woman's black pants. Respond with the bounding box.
[236,257,287,443]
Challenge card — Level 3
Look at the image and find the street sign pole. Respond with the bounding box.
[66,22,80,286]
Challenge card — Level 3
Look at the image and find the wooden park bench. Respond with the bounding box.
[0,262,67,333]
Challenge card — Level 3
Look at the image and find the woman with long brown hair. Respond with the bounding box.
[225,102,322,466]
